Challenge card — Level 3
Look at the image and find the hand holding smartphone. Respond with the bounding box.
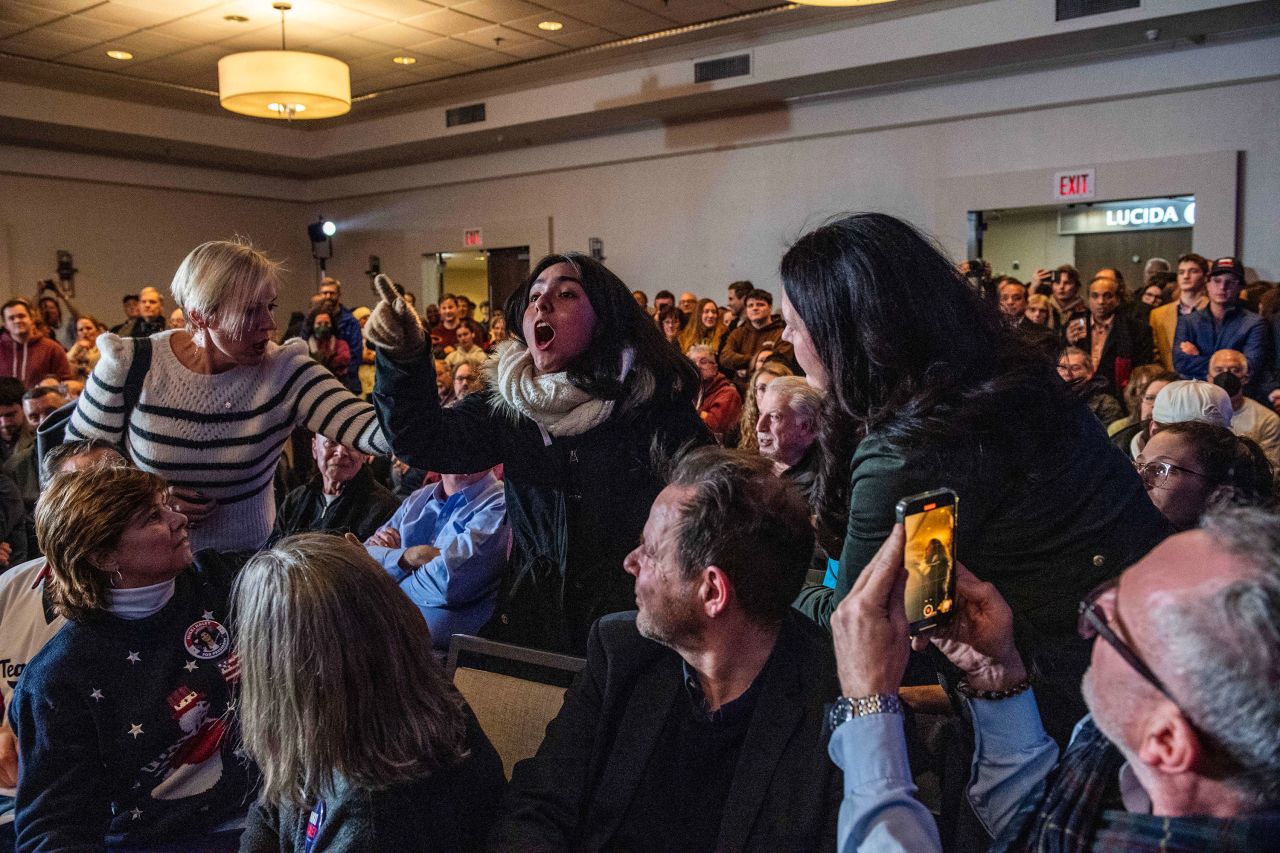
[894,488,958,635]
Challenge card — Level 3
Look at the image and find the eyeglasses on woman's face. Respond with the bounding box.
[1132,458,1208,490]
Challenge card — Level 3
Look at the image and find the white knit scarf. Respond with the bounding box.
[493,340,615,437]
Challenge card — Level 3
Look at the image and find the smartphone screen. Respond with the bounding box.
[896,489,958,634]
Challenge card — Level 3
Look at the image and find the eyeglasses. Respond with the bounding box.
[1132,459,1208,489]
[1078,577,1179,704]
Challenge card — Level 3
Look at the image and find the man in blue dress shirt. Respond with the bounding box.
[365,468,508,649]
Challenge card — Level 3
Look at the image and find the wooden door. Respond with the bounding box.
[487,247,531,316]
[1074,229,1192,293]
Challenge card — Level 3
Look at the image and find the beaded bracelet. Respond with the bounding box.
[955,678,1032,701]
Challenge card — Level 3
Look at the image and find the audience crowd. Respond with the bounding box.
[0,218,1276,851]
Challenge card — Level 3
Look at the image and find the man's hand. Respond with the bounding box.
[363,274,426,360]
[1179,341,1200,356]
[912,563,1026,692]
[0,728,18,788]
[366,527,401,549]
[0,540,11,569]
[1065,319,1087,344]
[399,544,441,570]
[831,525,910,698]
[169,487,216,526]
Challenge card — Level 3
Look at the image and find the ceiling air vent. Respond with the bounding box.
[1056,0,1139,21]
[694,53,750,83]
[446,103,486,127]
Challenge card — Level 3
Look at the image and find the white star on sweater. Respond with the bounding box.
[128,723,143,739]
[183,660,198,672]
[126,651,141,664]
[130,807,142,820]
[89,688,103,701]
[202,610,214,619]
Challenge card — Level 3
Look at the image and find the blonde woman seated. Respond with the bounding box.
[235,534,505,852]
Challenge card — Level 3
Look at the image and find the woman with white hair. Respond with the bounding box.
[235,534,505,851]
[66,239,390,552]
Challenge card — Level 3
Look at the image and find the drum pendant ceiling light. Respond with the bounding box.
[218,2,351,120]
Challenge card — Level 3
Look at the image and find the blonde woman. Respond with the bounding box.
[66,239,390,552]
[729,361,793,450]
[235,534,505,851]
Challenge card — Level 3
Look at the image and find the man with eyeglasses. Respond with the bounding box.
[828,505,1280,852]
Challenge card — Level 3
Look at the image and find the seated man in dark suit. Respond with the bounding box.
[274,432,400,542]
[488,446,841,852]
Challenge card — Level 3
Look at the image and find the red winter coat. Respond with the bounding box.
[696,374,743,440]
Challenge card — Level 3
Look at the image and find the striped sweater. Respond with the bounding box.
[68,331,390,552]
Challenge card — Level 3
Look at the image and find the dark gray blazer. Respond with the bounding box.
[487,610,842,852]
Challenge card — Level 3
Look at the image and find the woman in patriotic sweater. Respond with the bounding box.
[66,239,390,553]
[9,464,253,850]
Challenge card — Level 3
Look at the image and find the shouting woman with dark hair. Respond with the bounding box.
[367,253,710,653]
[785,213,1172,742]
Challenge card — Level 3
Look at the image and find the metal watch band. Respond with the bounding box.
[827,693,903,731]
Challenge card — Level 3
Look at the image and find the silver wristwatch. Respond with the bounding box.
[827,693,903,731]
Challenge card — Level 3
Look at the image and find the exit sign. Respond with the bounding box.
[463,228,483,247]
[1053,168,1095,200]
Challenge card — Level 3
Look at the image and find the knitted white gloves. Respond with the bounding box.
[364,274,427,361]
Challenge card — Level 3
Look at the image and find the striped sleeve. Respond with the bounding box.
[65,333,132,444]
[286,346,390,455]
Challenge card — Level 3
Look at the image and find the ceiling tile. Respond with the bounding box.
[38,14,139,41]
[303,32,391,61]
[289,0,391,32]
[503,12,575,36]
[109,0,222,14]
[59,42,152,69]
[353,20,438,48]
[404,35,481,60]
[73,3,169,27]
[0,29,99,59]
[544,24,613,48]
[455,46,520,67]
[104,29,203,61]
[19,0,104,12]
[599,13,674,36]
[400,7,488,35]
[144,2,270,42]
[451,0,545,25]
[625,0,737,24]
[453,23,536,49]
[410,58,470,79]
[537,0,671,32]
[214,25,288,50]
[342,0,445,22]
[492,39,561,59]
[0,2,67,28]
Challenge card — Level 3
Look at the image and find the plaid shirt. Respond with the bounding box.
[994,718,1280,852]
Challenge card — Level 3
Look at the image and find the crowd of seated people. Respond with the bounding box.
[0,217,1276,851]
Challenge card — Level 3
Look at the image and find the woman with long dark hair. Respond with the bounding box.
[784,213,1171,742]
[366,253,709,653]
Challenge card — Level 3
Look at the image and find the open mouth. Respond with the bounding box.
[533,321,556,348]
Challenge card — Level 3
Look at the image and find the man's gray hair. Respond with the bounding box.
[1058,346,1093,371]
[1155,504,1280,808]
[686,344,715,361]
[764,376,823,428]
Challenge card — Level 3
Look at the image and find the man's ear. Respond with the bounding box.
[1136,701,1200,777]
[701,565,734,619]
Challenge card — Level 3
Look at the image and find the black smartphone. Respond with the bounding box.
[894,488,958,635]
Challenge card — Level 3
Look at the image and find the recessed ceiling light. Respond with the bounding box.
[105,50,133,60]
[537,20,563,31]
[223,14,249,22]
[392,55,416,65]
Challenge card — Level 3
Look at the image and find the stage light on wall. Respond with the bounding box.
[308,219,337,242]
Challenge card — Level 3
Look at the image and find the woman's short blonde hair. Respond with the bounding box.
[1027,294,1051,309]
[169,239,281,340]
[232,534,469,808]
[36,465,168,621]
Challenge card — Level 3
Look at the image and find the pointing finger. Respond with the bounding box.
[373,273,400,305]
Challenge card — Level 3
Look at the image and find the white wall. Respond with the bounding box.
[981,210,1076,281]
